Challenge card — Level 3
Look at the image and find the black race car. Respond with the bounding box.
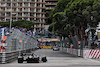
[18,53,47,63]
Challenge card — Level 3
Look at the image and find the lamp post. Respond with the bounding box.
[10,0,12,30]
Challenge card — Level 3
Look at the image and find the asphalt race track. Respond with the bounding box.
[0,49,100,67]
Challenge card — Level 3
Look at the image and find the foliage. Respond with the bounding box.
[0,20,35,30]
[46,0,70,24]
[48,0,100,37]
[12,20,35,30]
[0,22,10,27]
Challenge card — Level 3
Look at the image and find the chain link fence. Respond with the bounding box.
[5,29,38,52]
[0,29,38,64]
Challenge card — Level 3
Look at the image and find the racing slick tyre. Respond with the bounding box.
[42,57,47,62]
[18,58,23,63]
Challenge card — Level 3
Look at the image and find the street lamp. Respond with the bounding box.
[10,0,12,30]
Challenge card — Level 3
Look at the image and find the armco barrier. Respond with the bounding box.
[60,47,83,57]
[0,29,38,64]
[72,49,78,56]
[0,48,37,64]
[80,50,83,57]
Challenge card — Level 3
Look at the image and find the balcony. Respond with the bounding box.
[45,2,57,6]
[45,7,54,10]
[45,0,59,1]
[1,4,6,6]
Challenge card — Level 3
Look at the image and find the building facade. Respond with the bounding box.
[0,0,46,31]
[45,0,59,11]
[0,0,59,31]
[45,0,59,24]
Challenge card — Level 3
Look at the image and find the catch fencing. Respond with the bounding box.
[60,36,83,57]
[0,29,38,64]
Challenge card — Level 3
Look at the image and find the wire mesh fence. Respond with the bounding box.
[5,29,38,52]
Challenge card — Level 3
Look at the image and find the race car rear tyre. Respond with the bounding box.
[18,58,23,63]
[27,61,30,63]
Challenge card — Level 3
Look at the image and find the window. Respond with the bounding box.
[19,8,22,11]
[6,19,10,21]
[25,8,28,11]
[42,4,43,7]
[2,13,5,16]
[25,3,28,6]
[6,13,10,16]
[2,8,5,11]
[13,3,16,6]
[25,0,29,1]
[24,13,28,16]
[18,18,22,20]
[30,13,34,16]
[3,0,6,1]
[13,8,16,11]
[19,3,22,6]
[7,0,11,1]
[30,3,34,6]
[13,0,17,1]
[30,8,34,11]
[18,13,22,16]
[19,0,22,1]
[31,0,34,1]
[8,3,11,6]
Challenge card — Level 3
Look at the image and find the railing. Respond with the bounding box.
[0,28,38,64]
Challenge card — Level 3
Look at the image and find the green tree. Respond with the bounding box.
[46,0,71,25]
[12,20,35,30]
[0,22,10,27]
[0,20,35,30]
[48,0,100,38]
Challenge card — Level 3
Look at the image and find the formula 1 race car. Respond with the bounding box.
[18,53,47,63]
[53,46,59,51]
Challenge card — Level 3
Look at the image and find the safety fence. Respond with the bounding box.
[0,29,38,64]
[60,47,83,57]
[59,35,86,57]
[60,43,100,58]
[59,44,100,58]
[0,48,37,64]
[5,29,38,52]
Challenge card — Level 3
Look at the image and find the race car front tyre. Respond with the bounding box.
[42,57,47,62]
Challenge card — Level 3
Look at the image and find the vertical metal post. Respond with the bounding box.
[10,0,12,30]
[88,31,92,49]
[1,28,4,40]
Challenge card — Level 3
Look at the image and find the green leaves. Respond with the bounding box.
[82,10,89,15]
[48,0,100,37]
[0,20,35,30]
[12,20,35,30]
[0,21,10,27]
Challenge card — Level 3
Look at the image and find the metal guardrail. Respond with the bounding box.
[59,36,83,57]
[0,29,38,64]
[60,47,82,57]
[0,49,34,64]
